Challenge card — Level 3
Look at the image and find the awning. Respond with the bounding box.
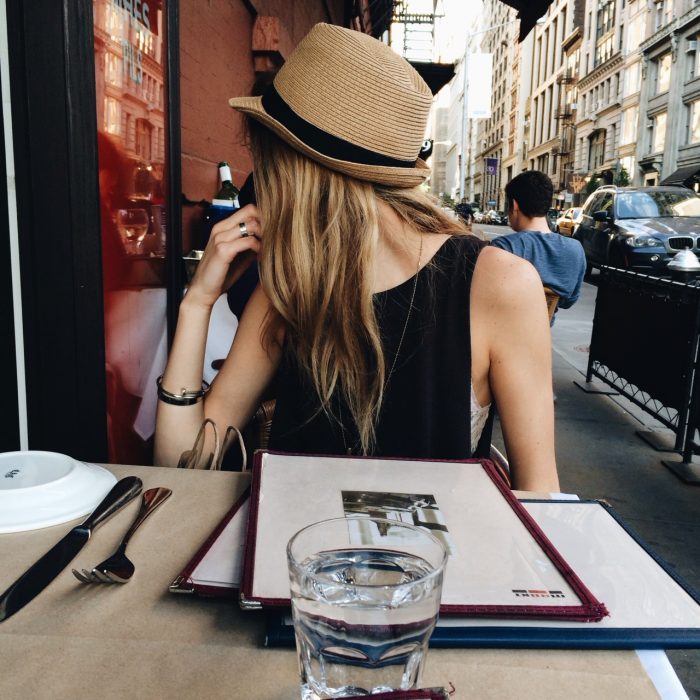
[498,0,556,41]
[410,61,455,95]
[660,164,700,186]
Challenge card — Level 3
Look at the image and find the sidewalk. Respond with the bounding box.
[491,276,700,698]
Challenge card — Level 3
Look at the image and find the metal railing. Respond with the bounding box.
[586,266,700,454]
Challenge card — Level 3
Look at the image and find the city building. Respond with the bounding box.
[558,0,585,203]
[526,1,567,191]
[501,31,534,196]
[574,0,646,193]
[637,0,700,190]
[429,1,481,203]
[475,0,518,210]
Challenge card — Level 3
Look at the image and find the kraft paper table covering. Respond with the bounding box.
[0,465,661,700]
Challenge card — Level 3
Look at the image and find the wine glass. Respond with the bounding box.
[116,208,150,254]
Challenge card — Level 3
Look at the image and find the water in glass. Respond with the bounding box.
[288,520,445,700]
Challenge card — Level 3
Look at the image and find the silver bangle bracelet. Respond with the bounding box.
[156,375,210,406]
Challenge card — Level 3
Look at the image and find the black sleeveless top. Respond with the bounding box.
[267,235,491,459]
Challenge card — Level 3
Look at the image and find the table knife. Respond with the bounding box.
[0,475,143,622]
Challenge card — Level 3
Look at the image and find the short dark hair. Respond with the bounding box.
[504,171,553,218]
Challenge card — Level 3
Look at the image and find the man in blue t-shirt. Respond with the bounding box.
[491,170,586,319]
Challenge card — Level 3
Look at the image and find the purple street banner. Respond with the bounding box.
[486,158,499,177]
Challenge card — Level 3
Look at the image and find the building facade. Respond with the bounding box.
[637,0,700,189]
[573,0,645,193]
[475,0,517,210]
[526,0,571,202]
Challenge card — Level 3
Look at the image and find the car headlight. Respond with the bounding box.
[624,236,662,247]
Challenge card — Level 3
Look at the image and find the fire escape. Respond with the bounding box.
[554,68,578,192]
[391,0,438,62]
[389,1,453,95]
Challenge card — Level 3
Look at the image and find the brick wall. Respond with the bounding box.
[179,0,346,250]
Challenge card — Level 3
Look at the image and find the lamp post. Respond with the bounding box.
[458,16,545,202]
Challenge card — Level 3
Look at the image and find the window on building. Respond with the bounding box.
[620,156,636,182]
[596,0,615,39]
[103,97,121,135]
[135,119,152,161]
[610,124,617,160]
[688,43,697,80]
[689,100,700,143]
[654,1,671,31]
[657,53,672,93]
[104,51,122,87]
[595,35,615,66]
[588,129,606,170]
[621,105,639,144]
[653,112,667,152]
[624,61,641,96]
[628,13,645,51]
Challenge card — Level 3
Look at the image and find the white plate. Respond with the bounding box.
[0,451,117,533]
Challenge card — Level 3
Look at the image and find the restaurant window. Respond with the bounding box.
[93,0,170,464]
[653,112,667,152]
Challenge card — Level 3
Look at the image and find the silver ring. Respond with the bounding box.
[239,221,248,238]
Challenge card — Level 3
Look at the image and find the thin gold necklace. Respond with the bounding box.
[342,234,424,454]
[384,233,424,387]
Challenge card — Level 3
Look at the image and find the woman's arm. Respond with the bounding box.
[154,205,280,467]
[471,246,560,492]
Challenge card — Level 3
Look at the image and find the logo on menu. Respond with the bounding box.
[4,468,20,479]
[512,589,566,599]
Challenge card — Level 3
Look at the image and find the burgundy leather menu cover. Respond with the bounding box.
[169,487,249,597]
[239,451,608,622]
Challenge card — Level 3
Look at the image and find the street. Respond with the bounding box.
[467,230,700,696]
[472,223,510,242]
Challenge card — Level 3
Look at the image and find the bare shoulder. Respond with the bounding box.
[472,244,545,311]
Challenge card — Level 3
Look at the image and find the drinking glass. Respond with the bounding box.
[116,208,150,254]
[287,517,447,700]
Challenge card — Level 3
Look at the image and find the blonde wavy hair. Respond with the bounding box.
[248,121,469,453]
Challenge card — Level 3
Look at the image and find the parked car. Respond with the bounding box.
[486,210,508,225]
[555,207,583,237]
[574,185,700,273]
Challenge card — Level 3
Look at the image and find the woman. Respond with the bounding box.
[155,24,558,492]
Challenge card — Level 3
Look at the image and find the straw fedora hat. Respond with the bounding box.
[229,23,432,188]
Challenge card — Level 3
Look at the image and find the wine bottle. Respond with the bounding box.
[213,162,240,208]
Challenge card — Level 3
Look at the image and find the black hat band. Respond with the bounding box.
[260,84,418,170]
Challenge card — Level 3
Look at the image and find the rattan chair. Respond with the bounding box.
[543,286,560,321]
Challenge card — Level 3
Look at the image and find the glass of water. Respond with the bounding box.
[116,208,150,254]
[287,517,447,699]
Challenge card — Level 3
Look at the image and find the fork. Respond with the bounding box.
[72,487,172,584]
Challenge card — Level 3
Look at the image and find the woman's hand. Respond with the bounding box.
[186,204,262,309]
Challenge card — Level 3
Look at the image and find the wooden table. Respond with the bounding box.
[0,465,665,699]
